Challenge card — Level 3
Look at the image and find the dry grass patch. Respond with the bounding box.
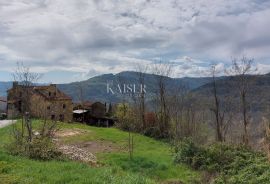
[54,128,90,138]
[54,128,121,165]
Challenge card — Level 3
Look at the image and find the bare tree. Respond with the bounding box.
[114,103,135,160]
[8,63,63,160]
[115,74,136,160]
[263,117,270,160]
[12,62,42,143]
[259,97,270,160]
[135,64,148,130]
[167,80,188,139]
[152,61,172,138]
[210,65,222,141]
[227,56,256,145]
[209,65,233,142]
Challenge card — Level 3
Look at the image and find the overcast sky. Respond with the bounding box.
[0,0,270,83]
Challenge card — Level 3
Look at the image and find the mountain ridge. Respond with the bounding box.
[57,71,214,103]
[2,71,269,105]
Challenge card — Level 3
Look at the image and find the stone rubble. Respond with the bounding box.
[58,145,97,164]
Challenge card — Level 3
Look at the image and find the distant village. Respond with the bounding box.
[0,82,115,126]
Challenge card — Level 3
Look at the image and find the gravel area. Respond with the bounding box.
[58,145,97,164]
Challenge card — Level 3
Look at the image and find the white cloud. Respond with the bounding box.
[257,63,270,75]
[0,0,270,82]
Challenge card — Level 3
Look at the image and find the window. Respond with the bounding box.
[59,114,64,121]
[49,92,51,96]
[47,106,50,110]
[51,114,55,120]
[63,104,66,109]
[19,92,22,97]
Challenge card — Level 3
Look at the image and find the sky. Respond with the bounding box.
[0,0,270,83]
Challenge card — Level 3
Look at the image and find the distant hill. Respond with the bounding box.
[2,71,270,112]
[3,71,270,108]
[193,73,270,113]
[57,71,213,103]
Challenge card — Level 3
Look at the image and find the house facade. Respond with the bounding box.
[7,82,73,122]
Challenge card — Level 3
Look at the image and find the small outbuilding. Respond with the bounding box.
[73,101,115,127]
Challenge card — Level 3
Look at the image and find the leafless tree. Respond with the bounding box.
[152,60,172,138]
[263,118,270,160]
[12,62,42,143]
[8,63,64,160]
[115,74,136,160]
[135,64,148,130]
[227,56,256,145]
[209,65,233,142]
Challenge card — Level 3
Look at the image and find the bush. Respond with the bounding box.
[6,119,62,161]
[174,140,270,184]
[174,138,201,166]
[114,103,135,131]
[28,137,62,160]
[7,136,62,161]
[143,127,163,139]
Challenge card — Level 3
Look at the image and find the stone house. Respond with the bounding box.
[7,82,73,122]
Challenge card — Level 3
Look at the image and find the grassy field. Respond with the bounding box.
[0,120,200,184]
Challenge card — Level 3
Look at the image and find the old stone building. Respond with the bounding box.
[7,82,72,122]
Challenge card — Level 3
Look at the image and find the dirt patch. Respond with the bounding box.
[55,129,89,138]
[54,128,120,165]
[77,140,120,154]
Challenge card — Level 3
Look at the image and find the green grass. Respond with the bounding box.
[0,152,154,184]
[0,120,200,183]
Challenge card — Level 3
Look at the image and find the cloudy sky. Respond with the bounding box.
[0,0,270,83]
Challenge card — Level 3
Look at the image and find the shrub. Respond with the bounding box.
[7,136,62,161]
[6,119,62,161]
[174,138,201,166]
[114,103,135,131]
[174,140,270,184]
[143,127,162,138]
[28,137,62,160]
